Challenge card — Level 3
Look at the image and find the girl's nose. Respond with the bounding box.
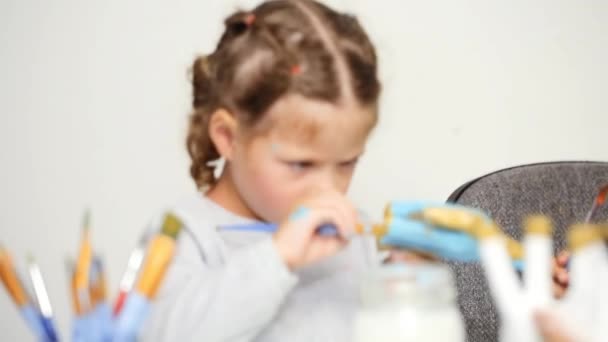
[315,170,342,193]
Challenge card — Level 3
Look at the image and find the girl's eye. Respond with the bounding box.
[287,161,315,172]
[339,158,359,168]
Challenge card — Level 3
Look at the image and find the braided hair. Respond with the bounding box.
[187,0,381,188]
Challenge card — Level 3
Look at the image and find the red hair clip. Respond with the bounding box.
[290,64,302,75]
[244,13,256,27]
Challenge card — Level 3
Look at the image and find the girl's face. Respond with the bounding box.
[229,94,377,222]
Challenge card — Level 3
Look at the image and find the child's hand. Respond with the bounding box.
[273,191,357,270]
[534,310,576,342]
[552,251,570,299]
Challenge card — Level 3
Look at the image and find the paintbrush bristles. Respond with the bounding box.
[26,253,35,264]
[161,214,182,239]
[0,247,29,306]
[82,209,91,231]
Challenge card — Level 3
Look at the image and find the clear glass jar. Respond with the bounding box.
[354,263,465,342]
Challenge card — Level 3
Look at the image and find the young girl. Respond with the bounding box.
[141,1,570,341]
[142,1,382,341]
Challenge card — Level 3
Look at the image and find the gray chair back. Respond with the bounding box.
[446,161,608,342]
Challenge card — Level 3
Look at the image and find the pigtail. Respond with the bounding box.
[187,55,221,189]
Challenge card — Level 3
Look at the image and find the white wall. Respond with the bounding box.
[1,0,606,340]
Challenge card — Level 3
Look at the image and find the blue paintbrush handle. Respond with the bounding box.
[113,292,150,342]
[221,222,339,236]
[19,304,46,339]
[316,224,339,236]
[40,316,59,341]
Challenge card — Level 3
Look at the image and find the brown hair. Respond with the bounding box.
[187,0,381,188]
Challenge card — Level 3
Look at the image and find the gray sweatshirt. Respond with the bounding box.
[140,192,378,342]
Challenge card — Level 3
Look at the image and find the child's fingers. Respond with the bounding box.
[306,206,354,243]
[556,251,571,267]
[305,207,344,234]
[552,266,569,286]
[552,283,567,299]
[551,261,569,298]
[332,200,357,238]
[296,208,351,260]
[276,206,350,269]
[305,237,344,258]
[534,311,575,342]
[303,192,357,238]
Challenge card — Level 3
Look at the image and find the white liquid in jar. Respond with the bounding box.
[354,263,465,342]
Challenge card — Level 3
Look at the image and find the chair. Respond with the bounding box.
[446,161,608,342]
